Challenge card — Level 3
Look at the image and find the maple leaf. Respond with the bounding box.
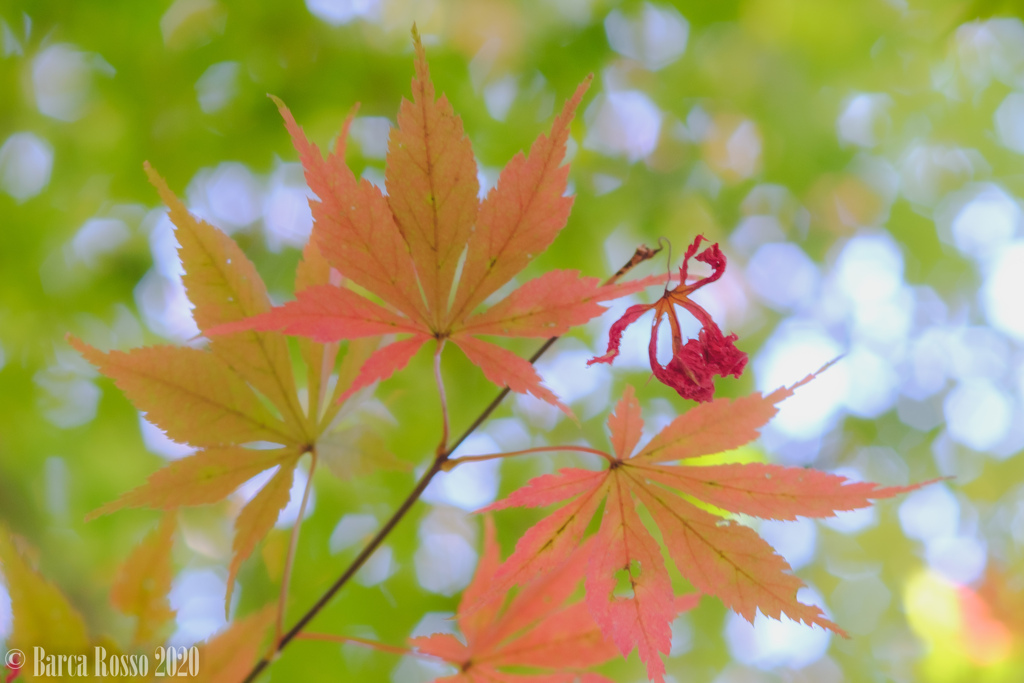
[410,517,624,683]
[206,31,650,415]
[72,167,404,612]
[110,513,177,646]
[0,525,90,666]
[479,372,927,682]
[588,235,747,403]
[192,607,275,683]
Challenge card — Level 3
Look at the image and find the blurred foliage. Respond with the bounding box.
[2,0,1024,681]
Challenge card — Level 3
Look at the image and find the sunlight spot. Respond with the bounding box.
[584,90,662,162]
[0,132,53,201]
[484,75,518,121]
[196,61,239,114]
[703,115,762,182]
[350,116,392,159]
[34,351,100,429]
[263,162,314,251]
[835,232,903,305]
[899,484,960,542]
[900,143,984,206]
[759,518,817,570]
[926,535,987,584]
[330,513,378,553]
[536,346,610,418]
[745,242,819,311]
[604,2,689,71]
[424,433,500,511]
[843,346,898,418]
[948,184,1020,260]
[837,93,891,148]
[161,0,226,49]
[0,580,11,642]
[306,0,380,25]
[134,270,200,342]
[168,569,230,648]
[724,586,831,669]
[995,92,1024,153]
[982,241,1024,340]
[200,162,263,231]
[415,507,477,596]
[44,457,69,521]
[943,379,1012,451]
[69,218,131,269]
[32,43,95,121]
[755,322,847,440]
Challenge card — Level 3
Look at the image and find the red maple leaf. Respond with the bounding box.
[411,517,651,683]
[476,372,927,681]
[207,31,647,414]
[588,235,747,402]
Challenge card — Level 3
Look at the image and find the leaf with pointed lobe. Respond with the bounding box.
[630,482,841,634]
[388,27,479,328]
[484,371,928,679]
[208,41,620,414]
[412,518,618,683]
[335,334,429,405]
[208,285,422,342]
[606,385,642,461]
[448,77,592,323]
[193,606,275,683]
[451,335,570,416]
[69,338,297,447]
[271,95,431,325]
[86,446,301,521]
[0,525,90,656]
[635,365,826,464]
[110,513,177,646]
[585,476,675,682]
[145,164,306,432]
[78,173,403,616]
[226,463,297,611]
[456,270,608,338]
[637,461,925,522]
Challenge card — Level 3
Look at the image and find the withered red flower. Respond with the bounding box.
[588,235,747,402]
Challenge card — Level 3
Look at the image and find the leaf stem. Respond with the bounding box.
[241,245,660,682]
[434,339,449,454]
[275,449,318,647]
[444,445,615,470]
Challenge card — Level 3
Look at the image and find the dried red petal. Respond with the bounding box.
[587,302,653,366]
[590,235,747,403]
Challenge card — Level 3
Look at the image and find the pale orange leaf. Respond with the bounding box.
[110,513,177,645]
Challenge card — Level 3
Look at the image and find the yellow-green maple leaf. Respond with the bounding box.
[73,165,405,611]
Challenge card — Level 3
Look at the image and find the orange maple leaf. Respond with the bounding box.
[411,517,640,683]
[207,31,649,415]
[72,168,404,611]
[110,513,177,646]
[477,372,928,682]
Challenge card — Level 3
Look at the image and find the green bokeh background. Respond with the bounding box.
[2,0,1024,681]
